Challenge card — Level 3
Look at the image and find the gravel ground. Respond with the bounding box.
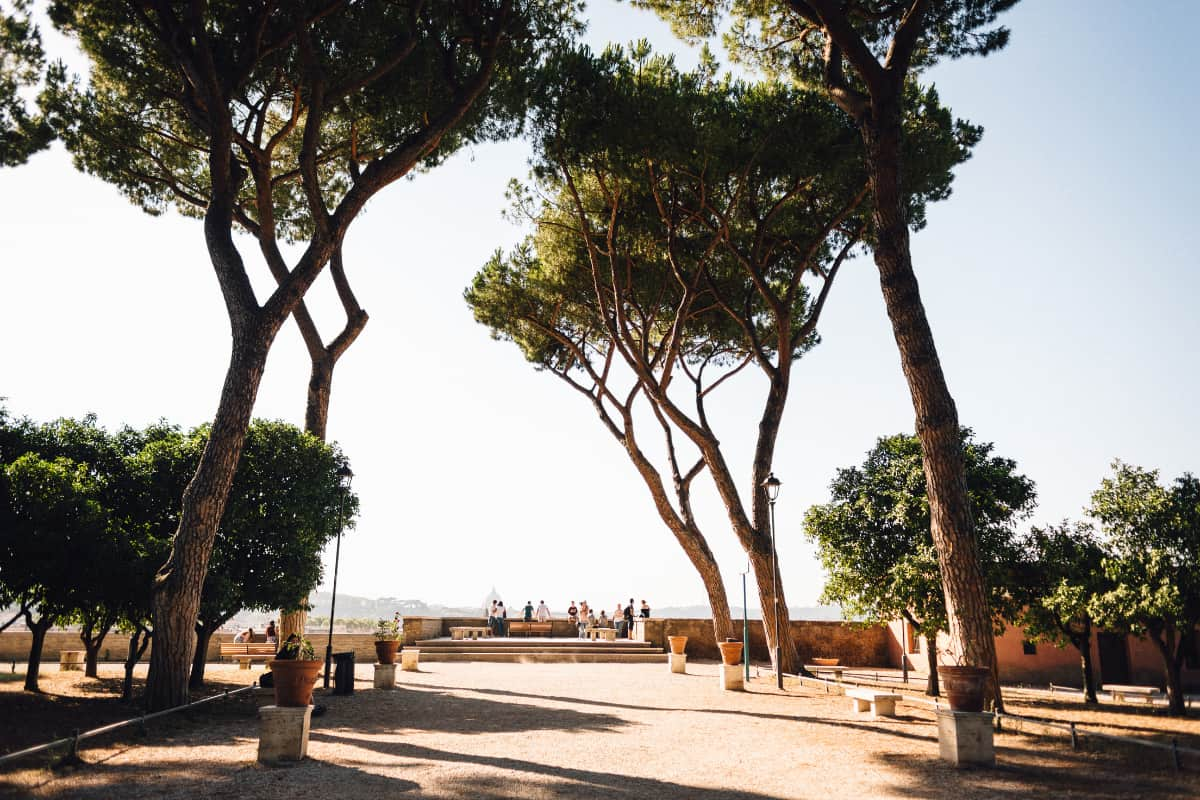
[3,661,1198,799]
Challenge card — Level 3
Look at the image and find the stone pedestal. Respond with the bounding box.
[669,653,686,674]
[936,710,995,767]
[257,705,313,764]
[374,663,397,689]
[401,649,420,672]
[719,663,744,691]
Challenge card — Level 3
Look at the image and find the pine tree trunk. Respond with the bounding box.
[749,546,800,675]
[278,356,335,641]
[145,332,274,711]
[23,616,52,692]
[305,354,334,441]
[925,635,940,697]
[861,100,998,704]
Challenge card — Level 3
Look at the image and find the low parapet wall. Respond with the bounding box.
[398,615,893,666]
[0,631,384,665]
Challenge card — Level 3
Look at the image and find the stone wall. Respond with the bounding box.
[0,631,384,666]
[0,618,893,668]
[633,618,892,664]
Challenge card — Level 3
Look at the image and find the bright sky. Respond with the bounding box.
[1,1,1197,615]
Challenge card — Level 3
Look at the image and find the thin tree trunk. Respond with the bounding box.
[189,622,216,689]
[123,626,151,702]
[1074,622,1098,704]
[80,620,110,679]
[279,608,307,644]
[861,102,998,707]
[1150,627,1187,717]
[925,633,940,697]
[22,610,53,692]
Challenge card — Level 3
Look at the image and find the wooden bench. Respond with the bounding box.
[59,650,84,671]
[1103,684,1165,705]
[846,687,902,719]
[507,620,553,637]
[805,664,846,683]
[584,627,617,641]
[450,626,492,640]
[219,642,277,669]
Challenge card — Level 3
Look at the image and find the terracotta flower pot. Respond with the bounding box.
[937,666,991,712]
[811,657,839,667]
[269,659,322,707]
[718,640,743,666]
[375,640,400,665]
[667,636,688,655]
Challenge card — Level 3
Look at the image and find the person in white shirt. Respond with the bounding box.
[535,600,551,622]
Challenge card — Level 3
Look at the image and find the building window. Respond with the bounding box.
[1022,640,1037,656]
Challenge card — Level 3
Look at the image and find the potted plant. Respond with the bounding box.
[667,635,688,655]
[268,636,321,707]
[718,637,743,666]
[374,616,402,664]
[936,650,991,712]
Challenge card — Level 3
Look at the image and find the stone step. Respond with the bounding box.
[415,646,661,655]
[413,638,656,648]
[418,652,668,663]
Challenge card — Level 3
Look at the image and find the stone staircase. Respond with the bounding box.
[412,637,666,663]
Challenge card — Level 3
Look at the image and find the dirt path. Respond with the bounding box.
[3,661,1198,799]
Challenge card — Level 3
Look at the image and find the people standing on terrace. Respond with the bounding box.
[535,600,552,622]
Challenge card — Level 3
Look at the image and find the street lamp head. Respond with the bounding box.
[762,472,781,502]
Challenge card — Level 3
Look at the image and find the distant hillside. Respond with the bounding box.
[226,596,845,628]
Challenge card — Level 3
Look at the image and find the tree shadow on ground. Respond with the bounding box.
[0,674,256,755]
[312,732,788,800]
[788,711,1200,799]
[320,685,631,736]
[861,740,1200,800]
[0,750,422,800]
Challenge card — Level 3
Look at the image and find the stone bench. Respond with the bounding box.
[846,687,902,719]
[450,626,492,640]
[584,627,617,641]
[220,642,277,668]
[59,650,84,671]
[805,664,845,683]
[1103,684,1165,704]
[507,621,553,637]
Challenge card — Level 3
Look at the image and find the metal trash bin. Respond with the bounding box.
[332,651,355,695]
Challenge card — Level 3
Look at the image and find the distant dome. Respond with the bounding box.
[482,586,502,612]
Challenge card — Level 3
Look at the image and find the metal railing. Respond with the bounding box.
[0,684,258,768]
[791,672,1200,772]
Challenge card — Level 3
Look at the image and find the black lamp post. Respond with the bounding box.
[323,463,354,690]
[763,472,782,690]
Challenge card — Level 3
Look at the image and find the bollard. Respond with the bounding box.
[1070,722,1078,750]
[937,710,995,767]
[1172,737,1181,772]
[258,705,313,764]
